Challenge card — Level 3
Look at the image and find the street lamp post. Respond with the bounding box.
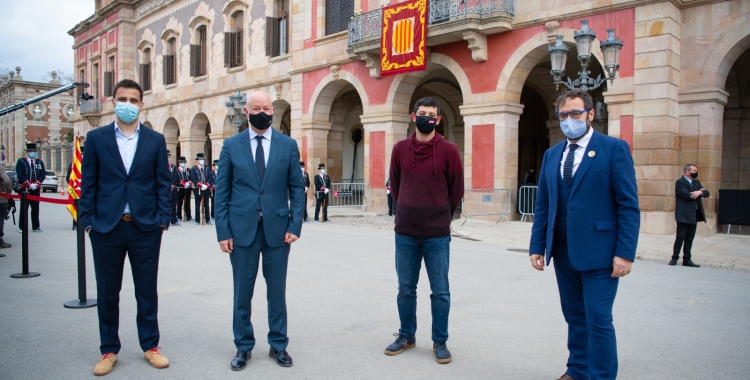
[35,137,41,150]
[548,19,624,92]
[225,90,247,130]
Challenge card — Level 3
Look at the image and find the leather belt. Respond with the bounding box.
[121,214,133,222]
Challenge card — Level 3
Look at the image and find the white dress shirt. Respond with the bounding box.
[114,121,141,213]
[248,127,272,166]
[560,127,594,179]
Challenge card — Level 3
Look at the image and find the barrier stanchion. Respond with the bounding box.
[64,199,96,309]
[11,189,40,278]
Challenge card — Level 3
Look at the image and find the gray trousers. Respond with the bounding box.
[0,203,7,243]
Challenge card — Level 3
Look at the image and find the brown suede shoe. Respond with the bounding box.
[143,347,170,368]
[93,353,117,376]
[556,374,576,380]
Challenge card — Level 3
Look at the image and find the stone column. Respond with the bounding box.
[452,124,465,163]
[178,135,207,165]
[678,88,729,234]
[460,102,523,219]
[546,120,564,147]
[632,2,682,235]
[359,113,410,212]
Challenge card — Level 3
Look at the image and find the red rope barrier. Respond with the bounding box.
[0,192,74,205]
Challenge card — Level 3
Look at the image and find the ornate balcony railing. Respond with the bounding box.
[79,98,102,115]
[348,0,515,46]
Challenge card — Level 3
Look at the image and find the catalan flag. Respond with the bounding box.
[67,137,83,221]
[381,0,427,76]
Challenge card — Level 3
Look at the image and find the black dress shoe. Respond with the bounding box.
[668,259,678,266]
[268,348,293,367]
[230,350,249,371]
[683,260,701,268]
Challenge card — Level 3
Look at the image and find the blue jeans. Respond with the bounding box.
[395,233,451,343]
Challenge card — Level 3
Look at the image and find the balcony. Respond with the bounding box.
[347,0,515,75]
[78,98,102,115]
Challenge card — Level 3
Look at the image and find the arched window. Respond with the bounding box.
[190,25,208,77]
[139,47,152,91]
[225,11,244,68]
[163,37,177,85]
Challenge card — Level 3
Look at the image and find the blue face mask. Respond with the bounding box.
[114,102,140,124]
[199,160,205,166]
[29,152,37,159]
[560,118,588,140]
[180,163,186,168]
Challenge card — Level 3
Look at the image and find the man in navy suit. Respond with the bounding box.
[15,143,46,231]
[78,79,172,376]
[214,91,305,370]
[529,89,640,380]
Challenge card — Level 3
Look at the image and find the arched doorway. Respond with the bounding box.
[328,87,363,183]
[272,99,292,136]
[721,47,750,190]
[163,117,179,165]
[189,113,211,164]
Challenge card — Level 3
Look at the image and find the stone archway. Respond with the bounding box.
[272,99,292,136]
[328,89,363,183]
[721,48,750,192]
[183,113,211,164]
[164,117,179,165]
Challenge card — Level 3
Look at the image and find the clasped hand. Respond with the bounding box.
[690,189,704,199]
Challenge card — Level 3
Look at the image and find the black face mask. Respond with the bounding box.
[690,172,698,179]
[415,116,437,134]
[248,111,273,130]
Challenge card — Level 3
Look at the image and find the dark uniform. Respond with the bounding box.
[210,160,218,219]
[15,143,46,231]
[314,163,331,222]
[301,161,311,222]
[174,157,192,221]
[386,178,396,216]
[190,153,212,225]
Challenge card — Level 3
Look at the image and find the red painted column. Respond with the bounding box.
[620,115,633,151]
[472,125,495,189]
[369,131,385,189]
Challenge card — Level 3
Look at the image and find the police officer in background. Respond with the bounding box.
[190,153,212,225]
[210,160,218,219]
[301,161,310,222]
[175,156,192,222]
[169,154,184,226]
[16,142,46,232]
[314,163,331,223]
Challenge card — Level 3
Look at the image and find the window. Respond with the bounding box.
[92,63,100,99]
[225,11,244,68]
[325,0,353,35]
[190,26,208,77]
[139,49,151,92]
[104,56,115,97]
[77,69,86,100]
[163,38,177,85]
[266,0,289,57]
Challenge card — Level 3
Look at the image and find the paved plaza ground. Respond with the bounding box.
[1,196,749,379]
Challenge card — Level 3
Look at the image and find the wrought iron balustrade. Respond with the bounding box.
[347,0,515,46]
[79,98,102,115]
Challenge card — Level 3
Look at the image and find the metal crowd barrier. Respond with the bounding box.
[460,188,511,226]
[518,185,538,223]
[315,182,372,212]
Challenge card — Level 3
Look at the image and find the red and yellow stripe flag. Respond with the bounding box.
[67,137,83,221]
[380,0,427,77]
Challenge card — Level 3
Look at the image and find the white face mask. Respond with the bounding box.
[321,170,326,175]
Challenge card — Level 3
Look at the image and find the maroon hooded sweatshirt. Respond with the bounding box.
[389,132,464,238]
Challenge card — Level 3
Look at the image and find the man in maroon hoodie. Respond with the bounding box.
[384,97,464,364]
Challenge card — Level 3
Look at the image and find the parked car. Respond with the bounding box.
[5,170,15,183]
[42,171,58,193]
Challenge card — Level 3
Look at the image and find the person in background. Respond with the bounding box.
[190,153,211,225]
[670,163,708,268]
[301,161,310,222]
[15,142,46,232]
[0,168,13,250]
[523,168,536,185]
[386,177,395,217]
[313,163,331,223]
[210,160,218,219]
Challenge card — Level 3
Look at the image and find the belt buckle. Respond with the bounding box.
[122,214,133,222]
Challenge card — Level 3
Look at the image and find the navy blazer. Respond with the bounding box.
[214,128,305,248]
[529,131,641,271]
[78,122,172,233]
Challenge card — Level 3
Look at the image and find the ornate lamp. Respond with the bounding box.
[225,90,247,130]
[600,28,624,85]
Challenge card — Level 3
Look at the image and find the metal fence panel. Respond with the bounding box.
[518,185,538,223]
[316,182,372,212]
[460,188,511,226]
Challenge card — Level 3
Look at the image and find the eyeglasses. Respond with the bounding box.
[556,109,590,120]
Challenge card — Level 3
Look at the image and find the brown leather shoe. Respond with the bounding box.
[556,374,576,380]
[143,347,170,368]
[93,353,117,376]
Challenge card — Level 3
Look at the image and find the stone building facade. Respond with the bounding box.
[0,67,76,175]
[69,0,750,234]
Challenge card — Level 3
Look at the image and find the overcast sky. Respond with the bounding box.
[0,0,94,82]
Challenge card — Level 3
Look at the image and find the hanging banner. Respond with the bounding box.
[380,0,428,77]
[67,136,83,221]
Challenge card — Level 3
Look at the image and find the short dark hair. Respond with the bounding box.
[112,79,143,101]
[412,97,441,115]
[554,89,593,110]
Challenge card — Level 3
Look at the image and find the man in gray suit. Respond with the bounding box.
[214,91,305,370]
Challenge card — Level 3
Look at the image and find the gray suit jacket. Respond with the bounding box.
[214,128,305,247]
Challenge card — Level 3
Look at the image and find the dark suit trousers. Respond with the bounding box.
[210,190,215,219]
[90,220,163,354]
[27,188,41,229]
[673,222,697,260]
[230,222,290,352]
[182,188,192,219]
[170,190,180,224]
[553,242,619,380]
[315,192,328,221]
[303,192,309,220]
[193,188,210,223]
